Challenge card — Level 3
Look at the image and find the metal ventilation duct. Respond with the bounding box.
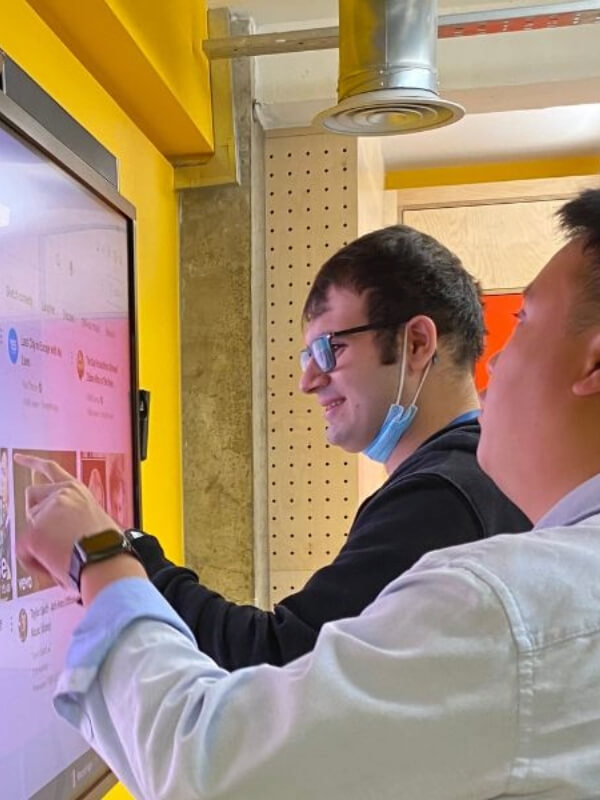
[314,0,464,136]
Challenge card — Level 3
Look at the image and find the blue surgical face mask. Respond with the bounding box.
[362,329,432,464]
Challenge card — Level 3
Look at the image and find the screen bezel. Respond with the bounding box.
[0,88,141,800]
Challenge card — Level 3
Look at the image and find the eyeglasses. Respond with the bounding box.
[300,322,400,373]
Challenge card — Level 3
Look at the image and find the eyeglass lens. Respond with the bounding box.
[300,334,335,373]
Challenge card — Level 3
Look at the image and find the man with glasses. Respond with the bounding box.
[131,225,530,669]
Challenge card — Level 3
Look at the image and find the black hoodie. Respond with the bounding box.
[133,419,531,670]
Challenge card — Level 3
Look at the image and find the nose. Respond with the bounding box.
[299,358,330,394]
[487,351,500,377]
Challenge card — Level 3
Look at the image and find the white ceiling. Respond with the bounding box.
[207,1,600,171]
[211,0,558,27]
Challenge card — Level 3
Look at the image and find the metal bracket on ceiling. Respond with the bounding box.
[203,1,600,60]
[175,7,240,189]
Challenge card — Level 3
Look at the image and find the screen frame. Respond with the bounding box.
[0,88,141,799]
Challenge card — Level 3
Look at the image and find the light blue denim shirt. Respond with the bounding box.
[55,475,600,799]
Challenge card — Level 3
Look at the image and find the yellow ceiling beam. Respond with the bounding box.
[385,155,600,190]
[27,0,213,159]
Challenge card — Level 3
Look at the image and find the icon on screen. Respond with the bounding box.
[8,328,18,364]
[76,349,85,380]
[18,608,28,642]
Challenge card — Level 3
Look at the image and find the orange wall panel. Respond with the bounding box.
[476,293,522,391]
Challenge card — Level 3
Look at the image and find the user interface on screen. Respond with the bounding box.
[0,119,136,799]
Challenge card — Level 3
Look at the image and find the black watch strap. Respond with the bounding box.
[123,528,146,541]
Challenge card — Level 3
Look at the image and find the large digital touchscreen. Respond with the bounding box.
[0,108,138,799]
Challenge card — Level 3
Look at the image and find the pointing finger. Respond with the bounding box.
[14,454,73,484]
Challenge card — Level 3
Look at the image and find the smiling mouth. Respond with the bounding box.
[324,399,344,418]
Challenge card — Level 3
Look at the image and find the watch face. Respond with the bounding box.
[80,529,124,556]
[70,529,134,594]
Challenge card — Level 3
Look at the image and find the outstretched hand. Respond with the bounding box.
[15,454,121,595]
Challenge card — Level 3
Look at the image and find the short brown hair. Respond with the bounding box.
[303,225,484,370]
[558,188,600,332]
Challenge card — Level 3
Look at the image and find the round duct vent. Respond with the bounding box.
[314,89,464,136]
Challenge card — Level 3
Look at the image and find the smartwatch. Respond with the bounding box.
[69,528,140,593]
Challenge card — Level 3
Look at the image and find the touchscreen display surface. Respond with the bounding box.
[0,116,137,799]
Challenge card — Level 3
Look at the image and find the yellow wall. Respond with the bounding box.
[2,2,191,796]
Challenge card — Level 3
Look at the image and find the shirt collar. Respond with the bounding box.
[450,410,480,427]
[535,473,600,530]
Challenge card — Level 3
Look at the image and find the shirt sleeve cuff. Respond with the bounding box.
[54,577,195,728]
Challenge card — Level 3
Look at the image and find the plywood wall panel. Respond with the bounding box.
[265,133,360,606]
[270,570,317,605]
[404,199,567,291]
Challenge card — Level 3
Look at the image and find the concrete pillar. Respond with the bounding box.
[178,16,267,605]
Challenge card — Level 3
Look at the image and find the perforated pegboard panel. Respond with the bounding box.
[265,133,360,606]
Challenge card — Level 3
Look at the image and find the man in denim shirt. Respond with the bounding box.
[18,188,600,799]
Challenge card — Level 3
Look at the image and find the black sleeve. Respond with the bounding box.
[133,474,483,670]
[132,535,318,670]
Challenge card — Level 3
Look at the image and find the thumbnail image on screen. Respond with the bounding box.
[1,447,12,601]
[0,104,137,800]
[13,449,77,597]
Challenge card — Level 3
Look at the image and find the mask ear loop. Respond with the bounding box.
[393,327,409,405]
[409,358,432,406]
[395,326,434,407]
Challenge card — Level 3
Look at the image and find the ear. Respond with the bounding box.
[572,329,600,397]
[403,315,438,370]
